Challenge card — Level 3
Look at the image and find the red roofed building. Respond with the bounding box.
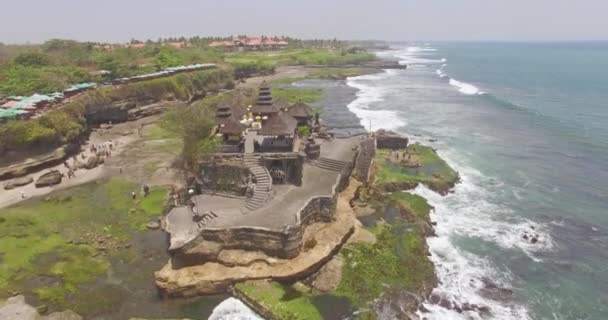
[209,36,288,51]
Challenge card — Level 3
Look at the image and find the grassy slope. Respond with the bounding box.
[236,281,323,320]
[0,179,166,307]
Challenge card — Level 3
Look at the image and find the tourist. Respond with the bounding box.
[143,184,150,197]
[131,191,137,200]
[20,191,26,199]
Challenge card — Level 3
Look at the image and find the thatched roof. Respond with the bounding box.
[218,116,246,135]
[259,112,297,136]
[287,102,314,119]
[252,82,278,114]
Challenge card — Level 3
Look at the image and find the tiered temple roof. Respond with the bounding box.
[251,81,279,115]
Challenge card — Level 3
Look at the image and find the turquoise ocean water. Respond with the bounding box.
[341,42,608,319]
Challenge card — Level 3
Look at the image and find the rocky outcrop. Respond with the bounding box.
[84,155,104,170]
[127,102,170,120]
[155,178,361,297]
[35,170,63,188]
[156,210,355,297]
[3,176,34,190]
[0,144,77,181]
[0,295,82,320]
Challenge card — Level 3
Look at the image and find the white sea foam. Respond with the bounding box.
[208,297,264,320]
[449,78,485,95]
[346,71,406,131]
[392,46,444,65]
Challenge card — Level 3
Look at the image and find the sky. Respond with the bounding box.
[0,0,607,44]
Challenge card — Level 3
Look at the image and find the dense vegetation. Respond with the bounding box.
[0,39,224,96]
[0,68,233,152]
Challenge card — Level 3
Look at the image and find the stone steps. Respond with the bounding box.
[243,162,273,212]
[315,157,348,172]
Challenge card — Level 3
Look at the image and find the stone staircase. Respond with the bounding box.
[243,154,273,211]
[315,157,348,172]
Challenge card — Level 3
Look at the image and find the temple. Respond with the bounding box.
[160,80,367,294]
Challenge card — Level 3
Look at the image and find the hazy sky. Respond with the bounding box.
[1,0,606,43]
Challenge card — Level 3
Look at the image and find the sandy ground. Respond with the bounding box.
[0,66,312,210]
[0,116,170,209]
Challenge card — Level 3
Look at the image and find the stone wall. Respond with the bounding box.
[173,157,350,265]
[198,162,249,196]
[354,138,375,182]
[376,130,409,150]
[258,152,303,186]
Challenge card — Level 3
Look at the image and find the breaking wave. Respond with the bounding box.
[208,297,263,320]
[346,71,406,131]
[449,78,485,95]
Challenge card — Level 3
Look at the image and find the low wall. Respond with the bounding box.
[376,131,409,150]
[354,138,375,182]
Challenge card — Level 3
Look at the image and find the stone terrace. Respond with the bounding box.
[164,136,362,249]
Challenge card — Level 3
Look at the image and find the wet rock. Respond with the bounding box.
[36,304,48,314]
[3,177,34,190]
[0,295,82,320]
[374,289,423,320]
[146,221,161,230]
[35,170,63,188]
[479,277,513,302]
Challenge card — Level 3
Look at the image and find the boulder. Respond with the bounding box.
[0,295,82,320]
[4,176,34,190]
[35,170,63,188]
[84,155,104,170]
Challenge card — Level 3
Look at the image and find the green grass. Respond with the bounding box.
[373,144,459,194]
[336,224,436,310]
[308,67,374,80]
[272,87,323,104]
[236,281,323,320]
[387,192,433,223]
[226,49,375,68]
[0,178,167,306]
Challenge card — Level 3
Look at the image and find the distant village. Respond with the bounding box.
[94,36,289,52]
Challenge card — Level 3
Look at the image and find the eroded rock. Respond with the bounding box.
[3,176,34,190]
[35,170,63,188]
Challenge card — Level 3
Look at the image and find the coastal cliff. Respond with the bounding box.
[230,133,459,320]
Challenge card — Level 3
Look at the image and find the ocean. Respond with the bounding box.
[209,43,608,319]
[353,43,608,319]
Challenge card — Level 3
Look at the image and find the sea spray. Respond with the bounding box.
[208,297,263,320]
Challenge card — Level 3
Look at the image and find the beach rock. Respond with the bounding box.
[479,277,514,302]
[3,176,34,190]
[374,289,423,320]
[0,295,82,320]
[84,155,104,169]
[146,221,160,230]
[35,170,63,188]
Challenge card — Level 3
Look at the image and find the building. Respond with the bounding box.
[286,102,314,126]
[209,36,288,51]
